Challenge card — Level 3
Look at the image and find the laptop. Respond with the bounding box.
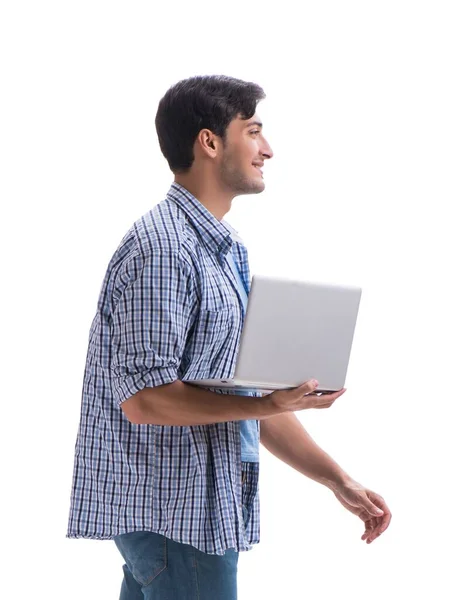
[187,274,362,395]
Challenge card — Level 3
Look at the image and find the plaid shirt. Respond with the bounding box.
[67,182,261,555]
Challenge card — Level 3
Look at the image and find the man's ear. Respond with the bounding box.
[198,129,218,157]
[203,131,216,149]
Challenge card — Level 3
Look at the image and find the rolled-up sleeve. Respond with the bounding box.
[109,248,193,406]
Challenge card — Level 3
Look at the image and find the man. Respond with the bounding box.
[67,75,391,599]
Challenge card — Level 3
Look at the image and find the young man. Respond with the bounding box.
[67,75,391,599]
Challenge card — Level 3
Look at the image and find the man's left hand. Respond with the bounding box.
[332,480,392,544]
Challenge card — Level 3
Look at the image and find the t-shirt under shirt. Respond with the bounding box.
[224,249,260,463]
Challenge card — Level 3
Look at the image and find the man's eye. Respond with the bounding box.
[250,130,260,135]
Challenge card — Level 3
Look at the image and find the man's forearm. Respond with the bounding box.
[259,412,351,490]
[130,380,284,426]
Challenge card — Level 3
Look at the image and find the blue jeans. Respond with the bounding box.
[114,531,239,600]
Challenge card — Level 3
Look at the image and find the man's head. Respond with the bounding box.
[155,75,273,196]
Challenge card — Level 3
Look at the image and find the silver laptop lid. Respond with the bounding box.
[234,275,362,391]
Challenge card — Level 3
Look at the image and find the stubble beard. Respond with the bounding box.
[219,153,265,196]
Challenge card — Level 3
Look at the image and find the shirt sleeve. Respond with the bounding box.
[109,248,194,406]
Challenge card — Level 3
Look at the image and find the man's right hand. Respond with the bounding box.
[268,379,346,413]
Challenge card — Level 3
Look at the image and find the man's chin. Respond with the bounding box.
[238,179,266,195]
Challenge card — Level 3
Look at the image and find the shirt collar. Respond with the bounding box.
[167,182,238,257]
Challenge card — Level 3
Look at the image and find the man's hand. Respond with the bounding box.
[268,380,346,413]
[332,480,392,544]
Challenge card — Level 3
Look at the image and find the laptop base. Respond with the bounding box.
[186,379,337,395]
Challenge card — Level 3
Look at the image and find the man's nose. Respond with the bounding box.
[261,138,274,160]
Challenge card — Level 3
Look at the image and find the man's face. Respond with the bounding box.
[218,113,273,195]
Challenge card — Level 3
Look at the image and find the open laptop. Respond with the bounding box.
[187,274,362,395]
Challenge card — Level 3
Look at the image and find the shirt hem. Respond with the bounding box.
[66,531,260,555]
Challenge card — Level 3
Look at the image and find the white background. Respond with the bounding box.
[1,1,463,598]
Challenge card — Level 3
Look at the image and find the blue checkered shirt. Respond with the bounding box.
[67,182,261,555]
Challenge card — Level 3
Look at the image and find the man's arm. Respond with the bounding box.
[121,380,345,426]
[259,411,350,489]
[122,380,284,425]
[260,411,392,543]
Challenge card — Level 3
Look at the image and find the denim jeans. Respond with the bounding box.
[114,530,240,600]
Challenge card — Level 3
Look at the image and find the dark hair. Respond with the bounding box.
[155,75,266,173]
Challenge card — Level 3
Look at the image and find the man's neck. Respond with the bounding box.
[174,175,234,221]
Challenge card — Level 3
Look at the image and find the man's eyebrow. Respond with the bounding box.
[245,121,263,129]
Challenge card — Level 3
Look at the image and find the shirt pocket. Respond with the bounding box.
[194,308,231,347]
[186,307,237,376]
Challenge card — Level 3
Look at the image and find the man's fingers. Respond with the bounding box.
[312,389,346,408]
[358,493,385,518]
[322,389,346,401]
[276,381,347,412]
[361,519,374,541]
[359,494,391,543]
[367,493,392,525]
[377,509,392,535]
[364,511,391,543]
[305,388,346,398]
[298,379,320,396]
[314,400,336,409]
